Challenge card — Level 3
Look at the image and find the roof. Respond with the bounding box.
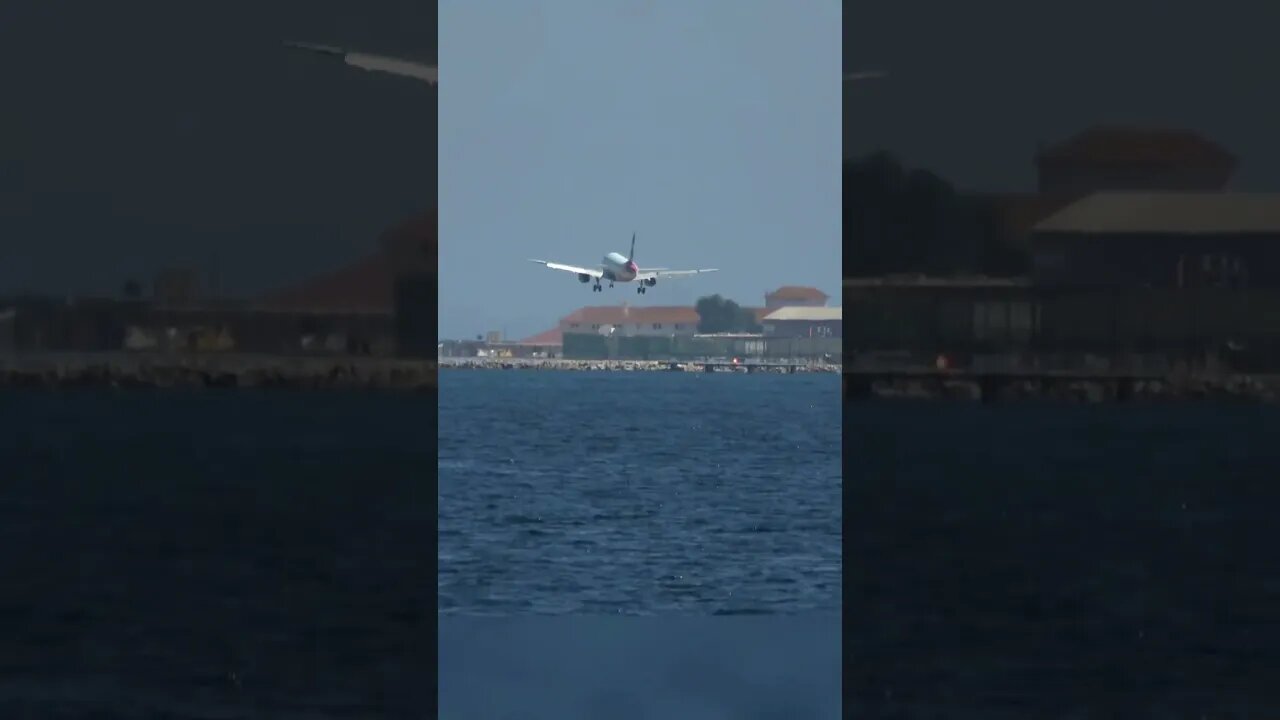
[844,275,1031,288]
[379,209,437,274]
[1036,126,1235,168]
[254,253,394,314]
[518,327,563,346]
[765,286,829,302]
[560,305,701,326]
[762,306,842,322]
[968,192,1079,248]
[254,208,434,314]
[1033,193,1280,235]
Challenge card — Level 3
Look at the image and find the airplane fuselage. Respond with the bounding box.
[529,232,714,294]
[602,252,639,282]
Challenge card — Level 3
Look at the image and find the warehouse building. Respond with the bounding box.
[761,306,842,338]
[1031,192,1280,288]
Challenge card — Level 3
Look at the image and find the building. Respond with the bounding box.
[1035,125,1237,196]
[560,305,701,337]
[761,306,842,339]
[515,327,563,357]
[963,127,1239,263]
[382,210,437,357]
[557,305,699,359]
[1031,192,1280,288]
[764,286,828,310]
[967,192,1080,259]
[249,208,436,356]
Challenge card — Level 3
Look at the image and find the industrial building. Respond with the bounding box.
[0,209,437,358]
[1030,192,1280,289]
[844,190,1280,370]
[840,123,1280,370]
[761,306,842,338]
[973,126,1239,259]
[557,305,700,359]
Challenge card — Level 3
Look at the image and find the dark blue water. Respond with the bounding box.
[438,370,843,616]
[0,390,434,718]
[847,402,1280,717]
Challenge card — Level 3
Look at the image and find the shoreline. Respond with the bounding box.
[0,353,437,390]
[844,370,1280,404]
[438,358,841,373]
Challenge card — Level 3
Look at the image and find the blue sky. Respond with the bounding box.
[439,0,841,341]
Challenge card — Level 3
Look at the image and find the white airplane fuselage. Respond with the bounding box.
[529,232,715,294]
[602,252,639,283]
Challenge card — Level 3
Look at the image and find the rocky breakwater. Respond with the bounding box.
[0,353,438,391]
[442,358,840,374]
[844,370,1280,404]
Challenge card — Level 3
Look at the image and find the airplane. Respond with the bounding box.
[284,41,437,85]
[285,42,875,90]
[528,233,718,295]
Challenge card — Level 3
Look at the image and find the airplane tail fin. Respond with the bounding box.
[628,232,636,263]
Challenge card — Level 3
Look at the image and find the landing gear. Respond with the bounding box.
[636,285,647,294]
[592,282,602,292]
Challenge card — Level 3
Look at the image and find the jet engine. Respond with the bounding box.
[578,273,591,283]
[645,278,657,287]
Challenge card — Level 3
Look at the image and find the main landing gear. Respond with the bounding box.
[592,282,602,292]
[636,285,647,294]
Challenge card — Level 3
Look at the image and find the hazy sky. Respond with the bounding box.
[439,0,841,341]
[845,0,1280,191]
[0,0,434,297]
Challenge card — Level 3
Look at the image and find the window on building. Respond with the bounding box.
[652,323,662,330]
[569,323,581,329]
[674,323,685,330]
[591,324,599,330]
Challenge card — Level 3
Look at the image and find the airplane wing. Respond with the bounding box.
[636,268,719,280]
[528,259,604,279]
[285,41,438,85]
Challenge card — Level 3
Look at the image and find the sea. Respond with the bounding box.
[438,370,843,616]
[846,401,1280,717]
[7,375,1278,718]
[1,389,435,718]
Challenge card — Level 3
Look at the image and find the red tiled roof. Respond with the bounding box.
[766,286,829,302]
[254,253,394,314]
[380,209,437,274]
[968,192,1079,251]
[519,327,563,345]
[254,209,435,314]
[1037,126,1235,168]
[560,305,701,326]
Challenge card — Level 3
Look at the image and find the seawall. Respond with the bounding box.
[0,353,437,390]
[439,357,840,373]
[843,369,1280,404]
